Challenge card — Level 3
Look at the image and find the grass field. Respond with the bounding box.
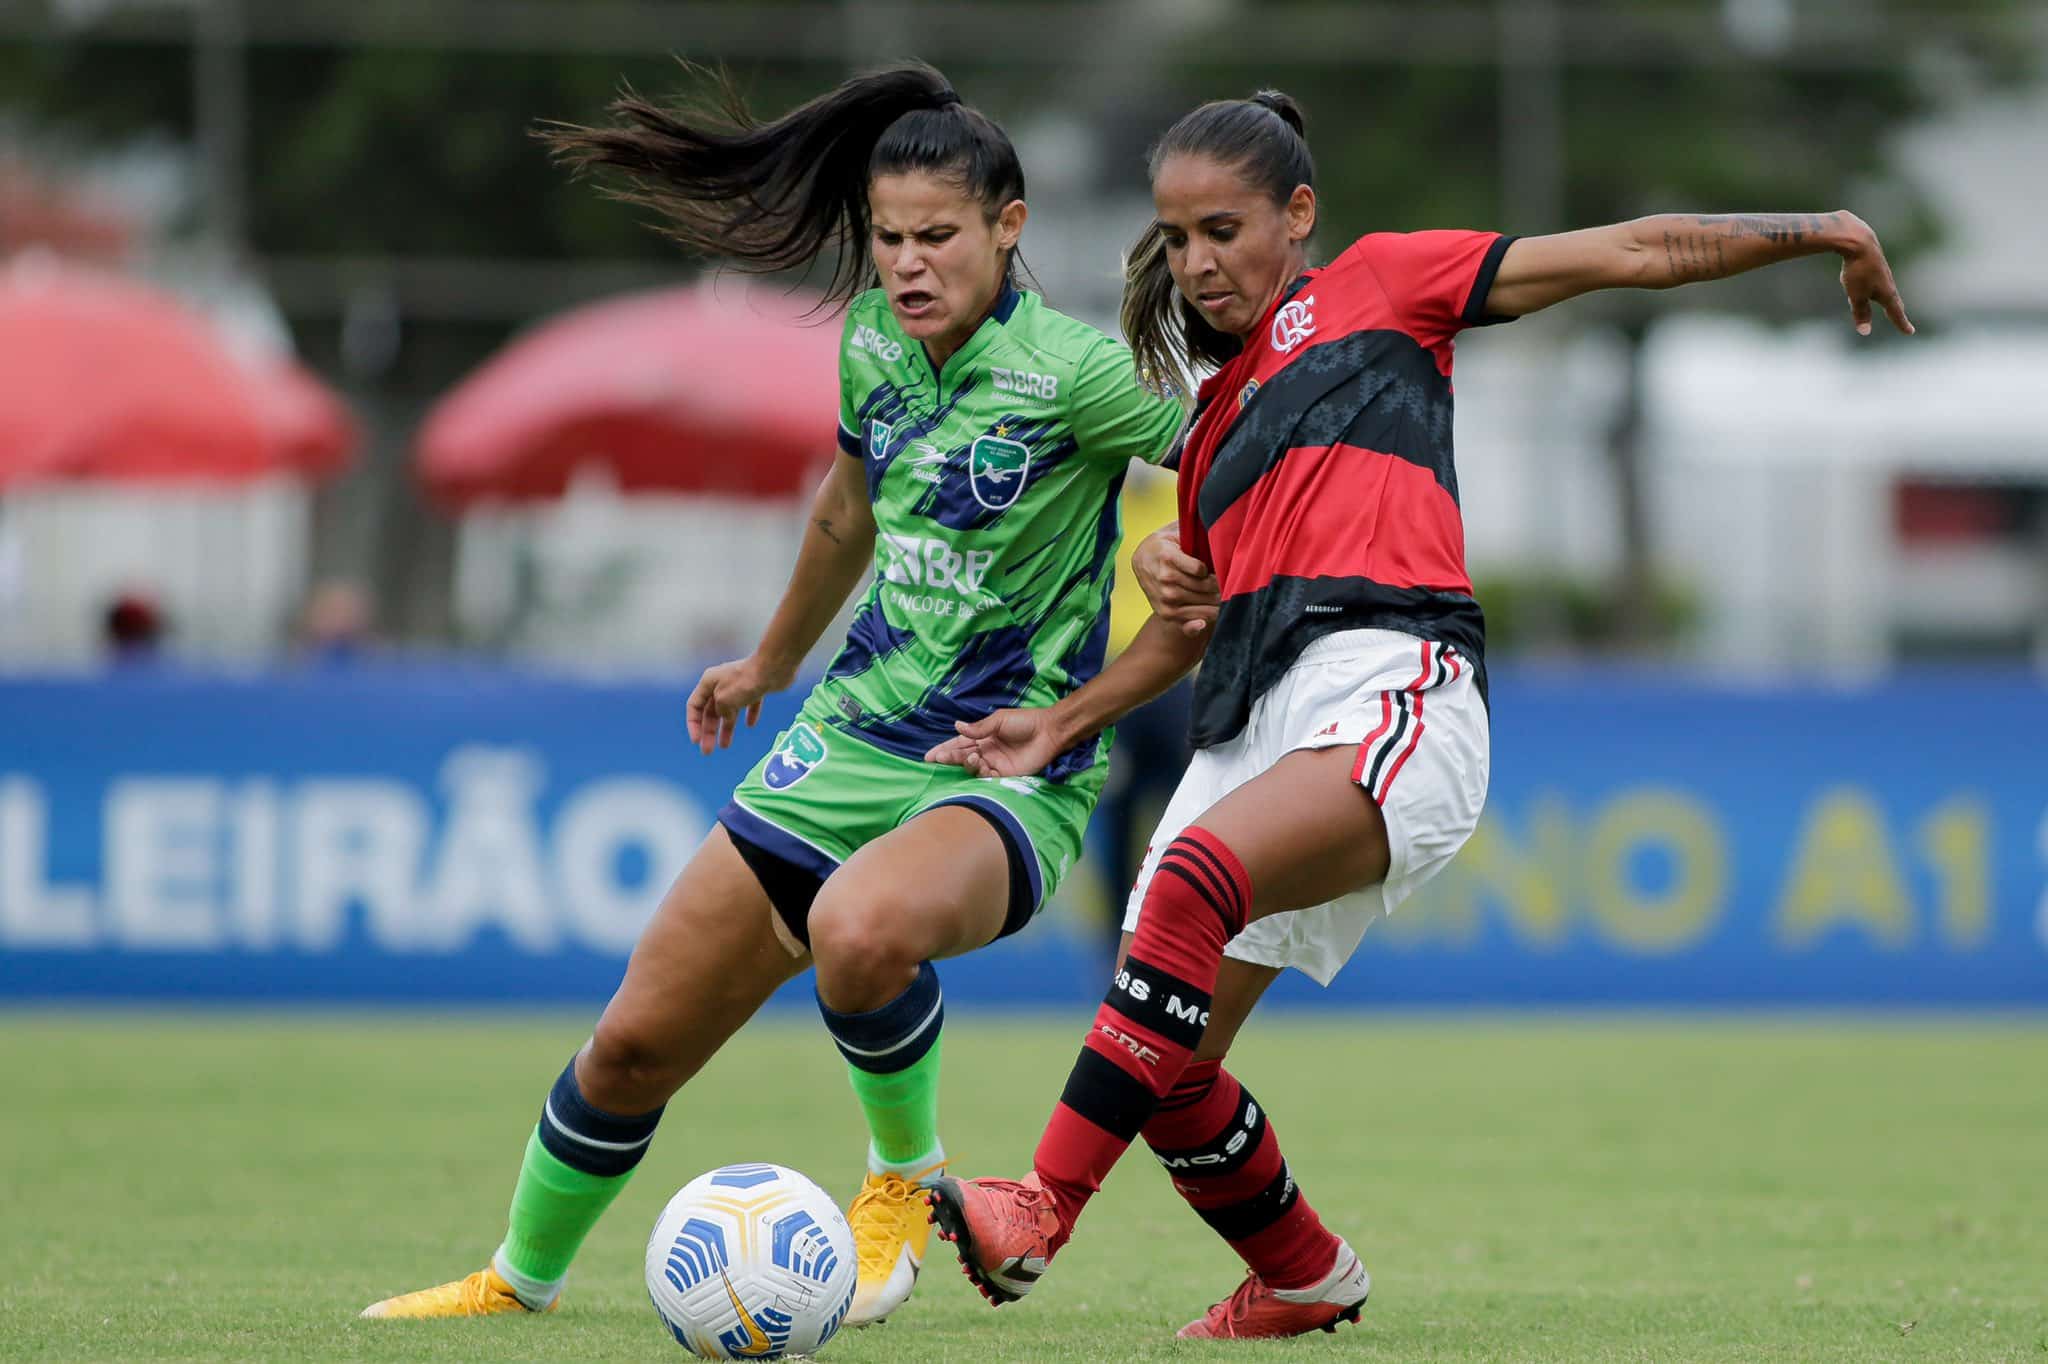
[3,1012,2044,1363]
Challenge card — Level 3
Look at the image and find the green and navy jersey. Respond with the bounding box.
[815,282,1183,780]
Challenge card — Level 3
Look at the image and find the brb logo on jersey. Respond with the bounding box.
[969,432,1030,511]
[1270,295,1316,353]
[762,722,828,790]
[849,323,904,363]
[879,534,994,594]
[991,366,1059,401]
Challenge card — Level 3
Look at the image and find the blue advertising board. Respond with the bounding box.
[0,666,2042,1007]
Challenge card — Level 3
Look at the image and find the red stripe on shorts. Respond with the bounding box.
[1374,643,1438,804]
[1353,690,1395,784]
[1374,694,1427,805]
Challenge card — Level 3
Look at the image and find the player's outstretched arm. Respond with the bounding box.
[686,457,876,753]
[924,615,1207,777]
[1484,212,1913,336]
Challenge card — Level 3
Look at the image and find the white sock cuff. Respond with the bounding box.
[1272,1238,1365,1304]
[865,1141,947,1182]
[490,1245,565,1311]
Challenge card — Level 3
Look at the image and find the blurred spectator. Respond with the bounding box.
[296,577,377,666]
[102,588,165,664]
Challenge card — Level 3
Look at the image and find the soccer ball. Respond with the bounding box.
[645,1162,858,1359]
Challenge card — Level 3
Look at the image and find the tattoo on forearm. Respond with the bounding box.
[1663,212,1844,282]
[1693,212,1840,244]
[814,518,841,545]
[1662,230,1728,282]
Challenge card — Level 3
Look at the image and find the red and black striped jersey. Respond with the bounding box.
[1174,229,1517,748]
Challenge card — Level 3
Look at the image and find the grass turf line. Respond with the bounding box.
[2,1012,2043,1362]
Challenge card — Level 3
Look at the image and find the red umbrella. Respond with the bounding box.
[0,257,356,487]
[417,282,842,507]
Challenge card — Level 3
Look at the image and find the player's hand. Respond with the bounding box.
[923,707,1067,778]
[1133,524,1220,639]
[1836,213,1913,337]
[685,655,792,755]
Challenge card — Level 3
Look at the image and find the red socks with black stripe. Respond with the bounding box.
[1143,1058,1340,1290]
[1029,825,1340,1286]
[1033,827,1249,1238]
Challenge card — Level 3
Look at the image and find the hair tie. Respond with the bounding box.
[932,87,963,108]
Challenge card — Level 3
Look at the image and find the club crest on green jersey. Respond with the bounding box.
[763,722,828,790]
[969,430,1031,511]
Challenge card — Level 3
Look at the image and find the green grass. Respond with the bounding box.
[2,1012,2044,1362]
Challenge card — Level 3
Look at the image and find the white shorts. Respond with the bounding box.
[1120,629,1491,985]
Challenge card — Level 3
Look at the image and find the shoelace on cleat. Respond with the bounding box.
[848,1175,920,1279]
[1212,1271,1270,1332]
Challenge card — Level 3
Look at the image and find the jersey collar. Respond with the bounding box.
[919,279,1025,396]
[992,278,1022,323]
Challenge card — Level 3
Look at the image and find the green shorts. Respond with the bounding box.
[717,697,1106,944]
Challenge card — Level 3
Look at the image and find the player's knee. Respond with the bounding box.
[583,1012,688,1109]
[808,889,922,1011]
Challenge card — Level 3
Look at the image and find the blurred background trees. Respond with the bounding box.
[0,0,2040,662]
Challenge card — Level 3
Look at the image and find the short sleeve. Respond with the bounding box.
[1339,230,1519,347]
[1067,336,1186,467]
[835,316,863,459]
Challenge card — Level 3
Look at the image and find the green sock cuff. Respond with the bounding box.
[845,1033,944,1167]
[499,1126,636,1287]
[519,1130,628,1195]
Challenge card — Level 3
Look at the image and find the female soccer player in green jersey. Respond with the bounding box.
[359,63,1184,1328]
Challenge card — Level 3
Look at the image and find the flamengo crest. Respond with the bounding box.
[1270,295,1316,353]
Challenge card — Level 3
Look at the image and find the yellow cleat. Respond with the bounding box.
[844,1166,943,1326]
[358,1267,556,1319]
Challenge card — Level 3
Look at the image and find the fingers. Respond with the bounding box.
[1849,289,1873,336]
[685,677,714,748]
[1180,616,1209,638]
[952,714,1001,740]
[924,736,976,766]
[1881,287,1915,336]
[1843,258,1914,337]
[745,700,763,729]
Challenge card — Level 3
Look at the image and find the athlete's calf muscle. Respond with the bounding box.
[578,827,805,1113]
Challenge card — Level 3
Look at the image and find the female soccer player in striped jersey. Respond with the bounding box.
[928,90,1911,1339]
[360,63,1184,1327]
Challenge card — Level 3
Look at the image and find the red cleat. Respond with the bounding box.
[1176,1242,1371,1339]
[924,1172,1061,1306]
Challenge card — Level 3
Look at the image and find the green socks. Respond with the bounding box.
[847,1032,946,1174]
[820,960,948,1176]
[494,1128,636,1300]
[492,1058,665,1307]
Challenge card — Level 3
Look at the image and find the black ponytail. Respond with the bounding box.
[1123,89,1316,397]
[540,61,1026,310]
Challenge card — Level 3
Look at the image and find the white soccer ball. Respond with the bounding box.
[645,1162,858,1359]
